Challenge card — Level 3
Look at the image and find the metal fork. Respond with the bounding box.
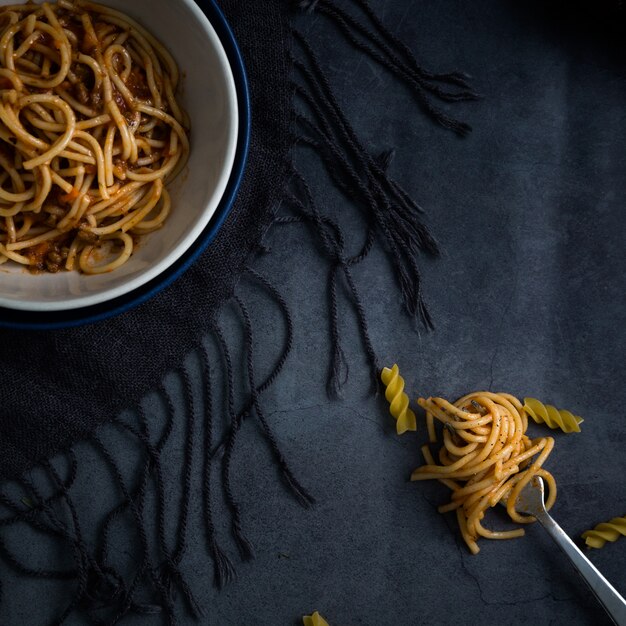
[516,477,626,626]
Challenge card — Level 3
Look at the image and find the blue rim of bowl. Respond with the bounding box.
[0,0,250,331]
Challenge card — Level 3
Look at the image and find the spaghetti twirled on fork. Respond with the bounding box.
[413,392,557,554]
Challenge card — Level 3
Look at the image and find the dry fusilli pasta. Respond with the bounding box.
[523,397,583,433]
[303,611,330,626]
[381,364,416,435]
[582,516,626,549]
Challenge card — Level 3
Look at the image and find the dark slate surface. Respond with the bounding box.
[1,0,625,624]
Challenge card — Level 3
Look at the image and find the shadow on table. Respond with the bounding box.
[508,0,626,58]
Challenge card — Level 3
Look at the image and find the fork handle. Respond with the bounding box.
[535,509,626,626]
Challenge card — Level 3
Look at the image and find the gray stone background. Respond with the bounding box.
[1,0,625,624]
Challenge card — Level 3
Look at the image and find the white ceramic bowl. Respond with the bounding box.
[0,0,238,312]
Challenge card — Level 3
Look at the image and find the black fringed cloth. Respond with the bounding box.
[1,0,626,624]
[0,0,292,480]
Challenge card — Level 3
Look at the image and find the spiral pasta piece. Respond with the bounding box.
[412,391,557,554]
[523,398,583,433]
[582,516,626,549]
[303,612,329,626]
[381,364,417,435]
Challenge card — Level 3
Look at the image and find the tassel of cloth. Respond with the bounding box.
[286,5,474,393]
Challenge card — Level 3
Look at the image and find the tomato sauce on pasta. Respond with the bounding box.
[0,0,189,274]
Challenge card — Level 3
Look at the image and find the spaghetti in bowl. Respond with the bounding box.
[0,0,238,311]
